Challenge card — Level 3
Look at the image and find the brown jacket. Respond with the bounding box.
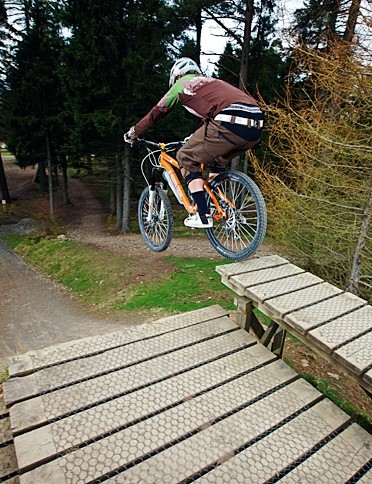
[134,75,258,136]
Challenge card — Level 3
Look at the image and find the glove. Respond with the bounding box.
[124,126,137,143]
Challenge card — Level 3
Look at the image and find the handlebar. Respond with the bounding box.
[124,137,184,152]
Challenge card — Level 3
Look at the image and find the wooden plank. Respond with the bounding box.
[20,379,322,484]
[244,272,325,305]
[20,459,66,484]
[308,305,372,354]
[9,329,255,432]
[272,328,286,357]
[4,316,237,405]
[263,282,342,319]
[229,264,305,294]
[216,255,288,278]
[219,273,245,295]
[11,343,274,436]
[194,400,350,484]
[278,423,372,484]
[333,331,372,376]
[284,291,367,335]
[2,375,39,408]
[260,321,279,347]
[14,357,293,472]
[8,305,229,376]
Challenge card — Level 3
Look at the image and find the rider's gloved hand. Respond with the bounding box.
[124,126,137,144]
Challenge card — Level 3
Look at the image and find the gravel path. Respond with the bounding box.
[0,239,141,367]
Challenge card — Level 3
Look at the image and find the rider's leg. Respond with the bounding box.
[177,120,260,228]
[184,171,212,228]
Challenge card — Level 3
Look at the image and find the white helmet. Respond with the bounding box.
[169,57,201,86]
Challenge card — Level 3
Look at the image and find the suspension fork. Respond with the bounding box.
[146,167,163,222]
[146,167,168,222]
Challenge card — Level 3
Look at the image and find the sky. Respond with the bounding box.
[200,0,305,72]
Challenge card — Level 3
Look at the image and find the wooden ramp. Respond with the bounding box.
[3,305,372,483]
[216,255,372,395]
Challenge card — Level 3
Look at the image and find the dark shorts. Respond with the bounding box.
[176,119,262,173]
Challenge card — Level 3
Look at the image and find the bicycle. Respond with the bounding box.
[127,138,267,261]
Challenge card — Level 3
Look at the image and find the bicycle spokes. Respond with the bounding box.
[138,186,174,252]
[206,172,267,260]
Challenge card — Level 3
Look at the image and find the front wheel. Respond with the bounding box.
[206,171,267,261]
[138,186,174,252]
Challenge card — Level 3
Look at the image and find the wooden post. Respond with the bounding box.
[234,296,253,331]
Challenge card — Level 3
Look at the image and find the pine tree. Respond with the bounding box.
[203,1,288,100]
[60,0,188,233]
[3,0,64,213]
[293,0,363,49]
[215,42,240,86]
[256,43,372,300]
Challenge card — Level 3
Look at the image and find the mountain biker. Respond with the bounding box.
[124,57,263,229]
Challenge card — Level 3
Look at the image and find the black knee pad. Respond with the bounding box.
[185,172,203,185]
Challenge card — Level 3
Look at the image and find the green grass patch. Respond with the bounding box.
[5,235,235,314]
[6,234,130,305]
[112,256,235,313]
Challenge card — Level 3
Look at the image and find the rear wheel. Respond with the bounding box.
[206,171,267,260]
[138,186,174,252]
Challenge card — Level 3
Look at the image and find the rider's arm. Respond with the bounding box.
[134,81,184,136]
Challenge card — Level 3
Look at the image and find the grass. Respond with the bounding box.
[0,200,29,226]
[114,257,235,313]
[6,234,130,306]
[5,234,235,313]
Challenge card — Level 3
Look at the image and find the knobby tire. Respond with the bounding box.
[206,171,267,260]
[138,186,174,252]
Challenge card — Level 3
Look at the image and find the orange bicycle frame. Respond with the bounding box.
[158,146,229,220]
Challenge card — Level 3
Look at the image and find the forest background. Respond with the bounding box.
[0,0,370,302]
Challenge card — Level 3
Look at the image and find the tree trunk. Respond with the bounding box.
[121,145,131,233]
[326,0,340,45]
[46,131,54,221]
[343,0,361,43]
[195,6,202,64]
[36,159,48,193]
[107,158,116,214]
[348,185,372,294]
[110,176,116,214]
[61,155,71,205]
[239,0,254,90]
[115,155,123,230]
[0,152,11,203]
